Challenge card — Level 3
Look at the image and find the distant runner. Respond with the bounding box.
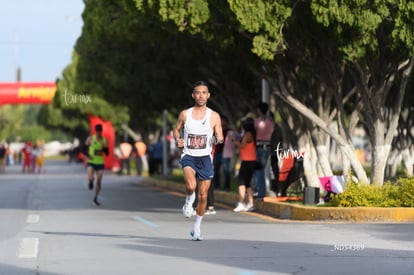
[85,124,109,206]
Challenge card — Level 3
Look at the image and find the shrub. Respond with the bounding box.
[397,177,414,207]
[329,177,414,207]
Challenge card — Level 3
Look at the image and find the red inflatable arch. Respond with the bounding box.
[89,116,115,170]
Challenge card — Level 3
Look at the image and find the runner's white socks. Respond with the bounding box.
[186,192,196,206]
[193,215,203,235]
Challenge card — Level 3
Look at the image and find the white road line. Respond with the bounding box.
[26,214,40,223]
[17,238,39,258]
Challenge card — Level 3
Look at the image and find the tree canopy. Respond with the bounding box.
[43,0,414,185]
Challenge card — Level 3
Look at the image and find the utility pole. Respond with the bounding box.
[261,78,269,104]
[16,67,21,82]
[14,32,20,81]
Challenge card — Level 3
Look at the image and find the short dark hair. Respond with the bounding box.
[192,80,209,91]
[95,124,103,132]
[242,117,256,140]
[257,102,269,114]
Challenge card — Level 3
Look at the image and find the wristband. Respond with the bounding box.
[213,137,224,144]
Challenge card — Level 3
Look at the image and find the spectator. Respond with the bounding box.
[254,102,274,200]
[118,141,132,175]
[31,145,38,173]
[212,116,228,189]
[17,149,22,164]
[270,121,283,194]
[221,117,239,191]
[0,142,6,174]
[35,142,45,173]
[22,142,33,173]
[231,117,256,212]
[205,116,236,214]
[205,144,217,215]
[148,136,163,175]
[133,140,147,176]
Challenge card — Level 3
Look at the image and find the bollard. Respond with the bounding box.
[303,187,320,205]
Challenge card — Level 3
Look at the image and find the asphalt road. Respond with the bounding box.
[0,160,413,275]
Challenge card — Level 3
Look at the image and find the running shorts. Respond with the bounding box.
[180,154,213,181]
[88,163,105,171]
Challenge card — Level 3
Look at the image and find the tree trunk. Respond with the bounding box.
[316,145,333,176]
[371,144,391,186]
[277,93,369,183]
[340,143,369,183]
[302,141,320,188]
[401,148,413,176]
[387,149,400,178]
[341,149,352,176]
[353,58,414,185]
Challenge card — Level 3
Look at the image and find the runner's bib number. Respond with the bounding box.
[187,134,207,149]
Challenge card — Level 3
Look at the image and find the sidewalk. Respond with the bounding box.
[142,177,414,222]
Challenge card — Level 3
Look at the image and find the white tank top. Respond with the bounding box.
[183,107,214,157]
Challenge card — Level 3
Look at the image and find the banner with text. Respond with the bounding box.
[0,82,56,105]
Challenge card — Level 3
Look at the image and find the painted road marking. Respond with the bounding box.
[131,216,159,228]
[17,238,39,258]
[26,214,40,223]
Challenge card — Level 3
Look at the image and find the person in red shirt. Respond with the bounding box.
[22,142,33,173]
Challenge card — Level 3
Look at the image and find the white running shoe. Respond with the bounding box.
[245,203,254,212]
[205,208,216,215]
[182,203,193,218]
[190,230,203,241]
[233,202,246,212]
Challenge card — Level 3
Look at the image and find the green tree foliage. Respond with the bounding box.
[0,105,25,142]
[227,0,291,60]
[39,50,130,139]
[9,125,51,144]
[48,0,414,186]
[311,0,414,59]
[176,0,414,185]
[73,0,261,134]
[1,105,60,143]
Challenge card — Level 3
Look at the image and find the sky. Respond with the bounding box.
[0,0,85,83]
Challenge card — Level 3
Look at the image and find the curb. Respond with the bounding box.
[142,178,414,223]
[254,200,414,222]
